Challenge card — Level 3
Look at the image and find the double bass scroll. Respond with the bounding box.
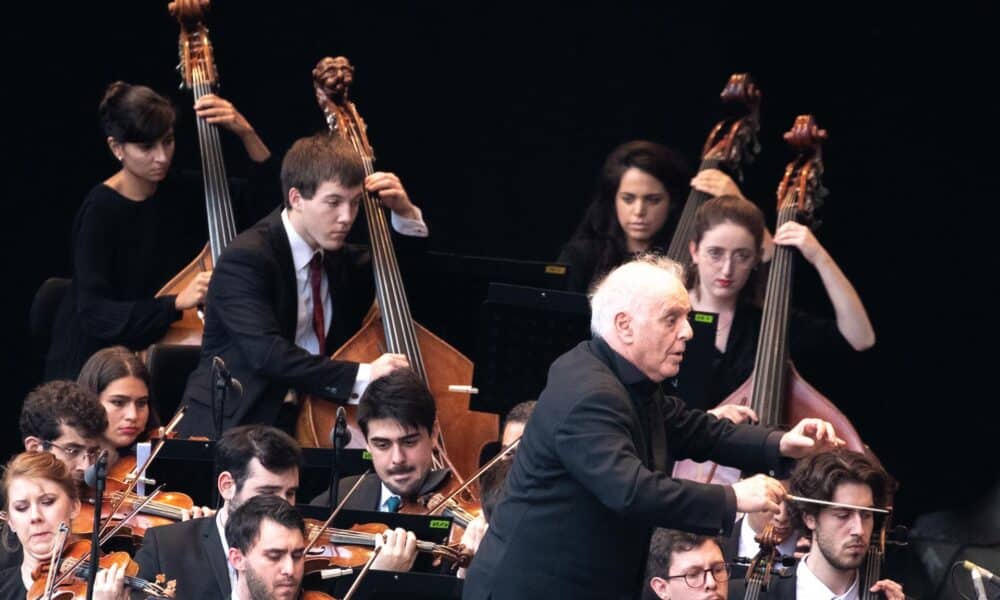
[295,56,499,482]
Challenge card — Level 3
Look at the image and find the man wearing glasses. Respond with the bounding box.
[2,380,108,569]
[18,380,107,485]
[646,529,730,600]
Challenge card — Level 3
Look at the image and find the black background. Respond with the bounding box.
[2,2,993,529]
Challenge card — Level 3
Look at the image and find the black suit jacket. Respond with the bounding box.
[178,208,424,436]
[134,516,231,599]
[463,338,790,600]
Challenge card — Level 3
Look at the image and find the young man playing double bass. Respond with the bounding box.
[178,133,427,438]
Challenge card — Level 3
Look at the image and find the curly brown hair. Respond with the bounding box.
[788,449,895,532]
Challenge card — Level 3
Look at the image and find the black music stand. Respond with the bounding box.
[471,283,591,417]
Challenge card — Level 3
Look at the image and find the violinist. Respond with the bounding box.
[44,81,274,381]
[644,530,730,600]
[463,255,845,600]
[134,425,301,598]
[557,140,743,293]
[675,194,875,413]
[226,495,305,600]
[0,452,128,600]
[729,450,903,600]
[76,346,159,460]
[177,132,425,438]
[310,368,444,573]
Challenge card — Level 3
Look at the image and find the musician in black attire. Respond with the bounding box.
[463,255,845,600]
[557,140,742,293]
[45,81,274,380]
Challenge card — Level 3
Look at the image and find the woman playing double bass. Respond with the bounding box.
[45,81,273,380]
[674,193,875,414]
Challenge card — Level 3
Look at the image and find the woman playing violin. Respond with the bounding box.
[0,452,128,600]
[676,194,875,413]
[77,346,159,458]
[45,81,274,380]
[558,140,742,293]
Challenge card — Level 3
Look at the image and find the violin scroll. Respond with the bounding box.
[703,72,763,180]
[169,0,219,90]
[776,115,828,219]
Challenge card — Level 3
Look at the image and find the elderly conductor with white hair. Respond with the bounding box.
[463,255,845,600]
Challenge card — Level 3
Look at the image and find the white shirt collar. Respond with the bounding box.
[216,509,238,594]
[281,209,321,271]
[796,554,859,600]
[379,482,402,512]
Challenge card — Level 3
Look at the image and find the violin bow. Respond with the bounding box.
[98,484,167,545]
[98,408,185,537]
[304,470,371,554]
[425,437,520,516]
[41,522,71,599]
[341,545,383,600]
[787,495,890,514]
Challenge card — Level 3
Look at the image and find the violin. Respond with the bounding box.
[301,519,472,573]
[28,538,175,600]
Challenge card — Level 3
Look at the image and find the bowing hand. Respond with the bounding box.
[365,172,419,220]
[779,418,844,459]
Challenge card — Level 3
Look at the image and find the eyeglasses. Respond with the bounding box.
[666,563,731,588]
[43,440,102,462]
[703,247,755,267]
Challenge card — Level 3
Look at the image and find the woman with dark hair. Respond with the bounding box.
[0,452,128,599]
[557,140,742,293]
[77,345,158,456]
[676,194,875,414]
[45,81,274,380]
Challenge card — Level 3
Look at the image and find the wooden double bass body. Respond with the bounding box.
[673,116,869,485]
[295,57,498,481]
[152,0,241,348]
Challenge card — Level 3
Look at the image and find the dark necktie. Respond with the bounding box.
[309,252,327,355]
[385,496,401,513]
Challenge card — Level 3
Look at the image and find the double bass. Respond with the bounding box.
[153,0,242,347]
[295,56,498,481]
[665,72,761,266]
[673,115,869,484]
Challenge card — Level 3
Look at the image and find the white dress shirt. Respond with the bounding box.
[796,554,859,600]
[280,209,427,402]
[216,510,238,596]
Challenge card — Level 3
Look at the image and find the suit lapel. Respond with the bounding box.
[267,211,299,339]
[199,517,232,597]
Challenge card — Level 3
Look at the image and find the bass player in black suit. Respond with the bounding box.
[463,255,846,600]
[178,133,424,438]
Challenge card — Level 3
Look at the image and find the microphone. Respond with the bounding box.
[964,561,1000,588]
[84,449,109,488]
[331,406,352,448]
[85,449,109,600]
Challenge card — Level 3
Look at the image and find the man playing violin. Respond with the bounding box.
[134,424,301,598]
[178,132,427,438]
[730,449,904,600]
[1,381,109,570]
[723,480,807,565]
[645,529,730,600]
[463,256,845,600]
[226,495,306,600]
[310,368,447,573]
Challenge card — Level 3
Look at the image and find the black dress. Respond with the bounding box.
[0,565,26,600]
[45,161,277,380]
[670,302,852,412]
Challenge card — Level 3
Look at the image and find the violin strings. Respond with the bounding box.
[192,66,236,262]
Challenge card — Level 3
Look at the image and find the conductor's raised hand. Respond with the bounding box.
[779,418,845,459]
[732,474,786,514]
[365,172,419,220]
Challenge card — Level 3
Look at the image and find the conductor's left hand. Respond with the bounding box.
[778,418,845,458]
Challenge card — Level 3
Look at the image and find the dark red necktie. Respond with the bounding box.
[309,252,327,355]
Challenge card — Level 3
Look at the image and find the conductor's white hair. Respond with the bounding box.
[589,254,684,338]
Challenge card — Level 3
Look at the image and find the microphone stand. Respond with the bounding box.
[329,407,350,509]
[211,356,231,441]
[87,451,108,600]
